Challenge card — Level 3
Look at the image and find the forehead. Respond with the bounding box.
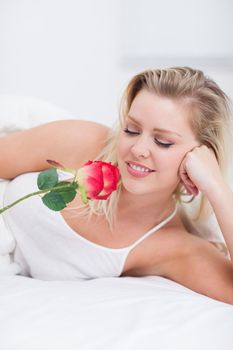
[128,89,192,132]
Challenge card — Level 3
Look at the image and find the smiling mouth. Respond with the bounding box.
[126,162,155,173]
[126,162,155,175]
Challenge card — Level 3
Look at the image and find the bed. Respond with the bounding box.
[0,95,233,350]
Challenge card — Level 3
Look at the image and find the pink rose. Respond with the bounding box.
[47,159,120,204]
[77,160,120,201]
[0,160,121,215]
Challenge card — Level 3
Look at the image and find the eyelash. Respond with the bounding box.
[123,128,174,148]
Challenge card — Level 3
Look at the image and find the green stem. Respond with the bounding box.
[0,183,75,214]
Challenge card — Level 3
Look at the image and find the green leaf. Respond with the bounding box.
[37,168,58,190]
[42,192,67,211]
[53,181,78,191]
[71,181,79,190]
[55,189,77,203]
[52,181,78,204]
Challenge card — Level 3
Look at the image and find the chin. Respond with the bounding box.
[120,177,153,195]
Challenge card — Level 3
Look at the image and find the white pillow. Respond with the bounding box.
[0,94,75,130]
[0,179,21,275]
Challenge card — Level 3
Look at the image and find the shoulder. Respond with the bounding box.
[53,119,111,166]
[39,119,111,171]
[130,225,194,276]
[39,119,110,140]
[41,119,111,162]
[155,224,230,270]
[0,119,111,179]
[158,228,233,304]
[49,118,110,130]
[1,119,110,147]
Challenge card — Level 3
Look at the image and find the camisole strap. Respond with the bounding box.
[128,203,178,251]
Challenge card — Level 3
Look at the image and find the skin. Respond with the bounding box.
[116,89,200,219]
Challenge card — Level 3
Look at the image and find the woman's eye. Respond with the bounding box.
[123,128,174,148]
[123,128,139,135]
[154,139,174,148]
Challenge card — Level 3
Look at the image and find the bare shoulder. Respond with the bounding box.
[123,226,194,276]
[0,119,110,179]
[158,228,233,304]
[39,118,110,136]
[36,119,111,160]
[129,223,233,304]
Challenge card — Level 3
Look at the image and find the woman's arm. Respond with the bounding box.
[206,182,233,266]
[171,145,233,304]
[179,145,233,265]
[0,119,110,180]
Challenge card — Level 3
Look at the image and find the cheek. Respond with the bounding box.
[158,149,185,172]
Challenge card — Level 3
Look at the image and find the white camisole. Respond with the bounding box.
[2,171,178,281]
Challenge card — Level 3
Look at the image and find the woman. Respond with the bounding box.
[1,67,233,304]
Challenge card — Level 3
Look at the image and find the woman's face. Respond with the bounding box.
[116,89,200,196]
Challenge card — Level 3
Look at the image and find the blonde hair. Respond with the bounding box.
[66,67,233,231]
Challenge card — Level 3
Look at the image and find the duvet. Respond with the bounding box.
[1,274,233,350]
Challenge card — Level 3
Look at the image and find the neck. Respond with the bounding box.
[116,188,176,223]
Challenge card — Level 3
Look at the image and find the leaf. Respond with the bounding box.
[53,188,77,204]
[53,181,78,191]
[37,168,58,190]
[52,181,78,203]
[71,181,79,190]
[42,192,67,211]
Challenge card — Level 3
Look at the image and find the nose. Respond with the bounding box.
[131,135,151,158]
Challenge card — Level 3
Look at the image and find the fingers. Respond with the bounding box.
[179,152,199,197]
[180,174,199,196]
[178,144,217,197]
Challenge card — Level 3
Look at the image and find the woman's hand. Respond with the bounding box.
[179,145,224,197]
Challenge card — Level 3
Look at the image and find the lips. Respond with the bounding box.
[126,161,155,172]
[126,162,154,178]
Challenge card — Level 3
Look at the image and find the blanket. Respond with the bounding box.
[0,180,21,275]
[0,275,233,350]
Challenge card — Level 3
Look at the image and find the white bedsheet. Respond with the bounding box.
[0,275,233,350]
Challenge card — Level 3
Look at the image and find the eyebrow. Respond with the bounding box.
[127,115,182,138]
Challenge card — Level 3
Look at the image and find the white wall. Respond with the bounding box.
[0,0,233,128]
[0,0,119,126]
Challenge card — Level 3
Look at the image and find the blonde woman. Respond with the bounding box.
[1,67,233,304]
